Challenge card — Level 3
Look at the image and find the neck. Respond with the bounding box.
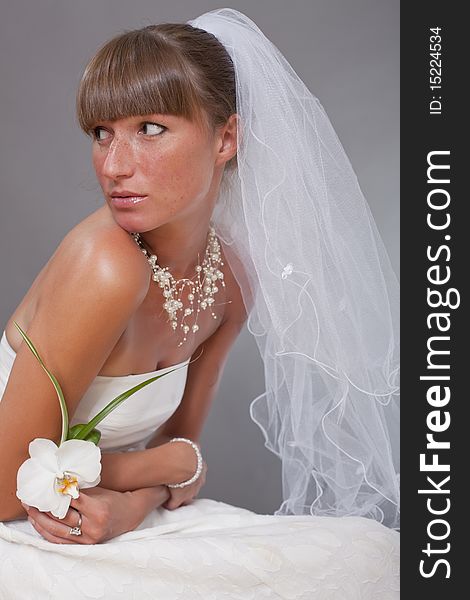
[135,217,214,281]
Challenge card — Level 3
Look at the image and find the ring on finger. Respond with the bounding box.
[69,511,82,536]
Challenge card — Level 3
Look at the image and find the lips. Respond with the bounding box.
[110,195,147,208]
[110,190,147,198]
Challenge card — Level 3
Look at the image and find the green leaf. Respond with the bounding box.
[67,424,83,439]
[85,429,102,445]
[68,424,101,445]
[13,321,69,445]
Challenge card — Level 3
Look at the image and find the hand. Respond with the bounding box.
[163,458,208,510]
[21,486,144,545]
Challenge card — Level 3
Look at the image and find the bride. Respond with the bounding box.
[0,8,400,598]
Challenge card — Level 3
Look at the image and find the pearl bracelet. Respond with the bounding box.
[167,437,203,489]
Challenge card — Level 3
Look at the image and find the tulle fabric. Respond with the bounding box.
[188,8,400,530]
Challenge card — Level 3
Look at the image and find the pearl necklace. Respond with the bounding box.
[129,225,226,347]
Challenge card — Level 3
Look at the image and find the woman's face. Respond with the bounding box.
[91,112,231,232]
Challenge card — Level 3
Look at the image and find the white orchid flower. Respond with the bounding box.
[16,438,102,519]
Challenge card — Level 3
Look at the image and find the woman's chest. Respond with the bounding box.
[98,270,231,375]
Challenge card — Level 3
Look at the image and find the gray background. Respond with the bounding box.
[0,0,399,514]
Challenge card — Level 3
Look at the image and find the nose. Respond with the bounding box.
[101,136,135,180]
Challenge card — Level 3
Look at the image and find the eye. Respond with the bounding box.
[141,122,166,136]
[91,126,109,142]
[91,122,166,142]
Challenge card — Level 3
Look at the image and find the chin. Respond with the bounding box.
[108,212,139,234]
[106,204,143,230]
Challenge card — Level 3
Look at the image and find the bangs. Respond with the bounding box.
[76,29,206,135]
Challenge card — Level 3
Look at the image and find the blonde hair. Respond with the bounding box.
[76,23,237,169]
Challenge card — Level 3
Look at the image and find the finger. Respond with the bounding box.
[32,516,94,546]
[69,489,94,514]
[57,509,83,531]
[28,509,86,543]
[28,517,76,544]
[26,505,64,525]
[45,507,80,528]
[27,504,81,530]
[166,497,183,510]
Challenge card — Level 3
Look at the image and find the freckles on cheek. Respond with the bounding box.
[154,146,211,200]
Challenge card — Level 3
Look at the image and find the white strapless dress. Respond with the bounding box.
[0,330,399,599]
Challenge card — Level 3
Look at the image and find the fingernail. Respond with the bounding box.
[28,517,35,526]
[21,502,30,510]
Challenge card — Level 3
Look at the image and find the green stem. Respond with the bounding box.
[13,321,69,445]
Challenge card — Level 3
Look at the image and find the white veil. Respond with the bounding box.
[188,8,400,530]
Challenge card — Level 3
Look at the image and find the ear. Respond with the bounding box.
[215,113,238,166]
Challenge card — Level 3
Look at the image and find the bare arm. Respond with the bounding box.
[129,485,171,517]
[0,228,149,521]
[98,442,196,491]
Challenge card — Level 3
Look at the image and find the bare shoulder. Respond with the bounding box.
[5,207,150,350]
[6,208,152,399]
[41,208,150,307]
[38,209,150,310]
